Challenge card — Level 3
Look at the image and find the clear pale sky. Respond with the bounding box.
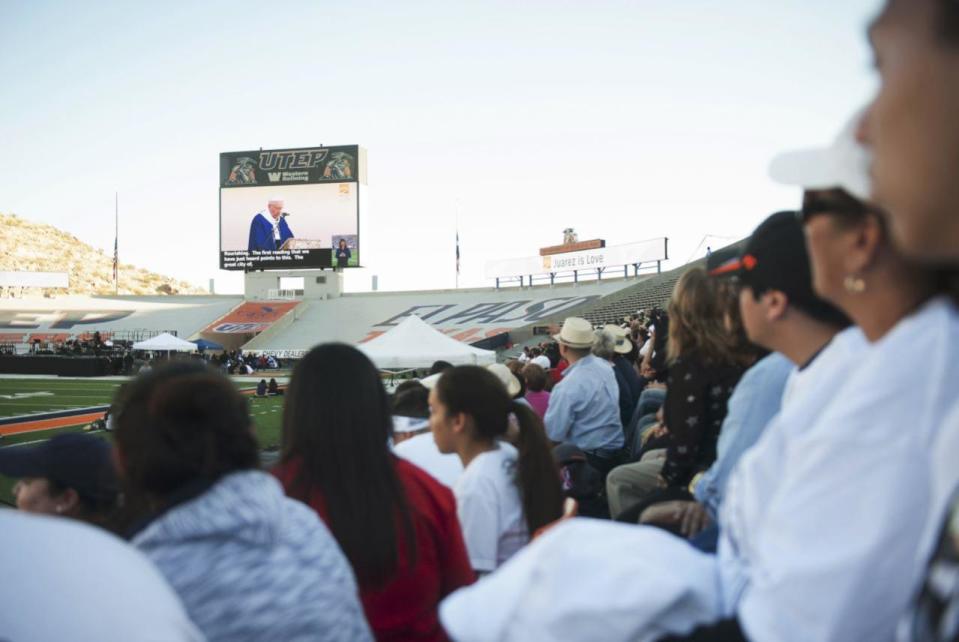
[0,0,881,294]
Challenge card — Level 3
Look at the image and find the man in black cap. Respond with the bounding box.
[712,211,853,383]
[0,432,119,528]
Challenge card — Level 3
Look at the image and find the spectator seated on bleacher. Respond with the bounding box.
[521,363,550,419]
[116,362,372,641]
[606,267,747,520]
[274,344,474,639]
[544,317,625,482]
[528,347,550,370]
[591,328,638,434]
[428,365,563,574]
[392,382,463,488]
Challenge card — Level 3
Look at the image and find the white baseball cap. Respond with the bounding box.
[392,415,430,434]
[768,109,872,202]
[268,196,285,204]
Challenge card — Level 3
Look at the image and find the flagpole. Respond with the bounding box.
[455,202,460,290]
[114,192,119,296]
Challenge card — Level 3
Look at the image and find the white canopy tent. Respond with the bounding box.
[132,332,198,352]
[359,315,496,369]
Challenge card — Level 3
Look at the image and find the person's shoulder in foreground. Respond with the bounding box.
[0,510,203,642]
[134,469,371,642]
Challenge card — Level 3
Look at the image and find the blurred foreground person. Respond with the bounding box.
[862,3,959,639]
[275,344,474,641]
[0,432,119,530]
[115,362,370,642]
[0,510,203,641]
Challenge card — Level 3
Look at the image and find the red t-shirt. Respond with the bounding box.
[551,359,569,385]
[273,456,475,641]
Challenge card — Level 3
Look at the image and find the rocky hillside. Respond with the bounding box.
[0,212,205,296]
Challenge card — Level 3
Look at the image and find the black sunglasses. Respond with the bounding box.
[798,199,873,224]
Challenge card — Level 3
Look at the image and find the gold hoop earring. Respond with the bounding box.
[843,275,866,294]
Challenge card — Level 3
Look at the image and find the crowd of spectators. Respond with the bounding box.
[1,3,958,640]
[7,333,287,377]
[213,349,283,375]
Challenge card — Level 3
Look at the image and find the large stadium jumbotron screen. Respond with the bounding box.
[219,145,365,271]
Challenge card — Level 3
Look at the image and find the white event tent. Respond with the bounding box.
[132,332,198,352]
[359,315,496,369]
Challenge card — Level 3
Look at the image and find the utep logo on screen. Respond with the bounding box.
[224,147,356,186]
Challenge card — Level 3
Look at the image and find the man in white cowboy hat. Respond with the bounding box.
[544,317,624,479]
[603,323,642,403]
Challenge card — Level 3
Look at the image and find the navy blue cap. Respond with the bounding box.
[0,433,118,502]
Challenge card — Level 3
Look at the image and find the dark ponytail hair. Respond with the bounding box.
[435,366,563,534]
[939,0,959,45]
[281,343,416,587]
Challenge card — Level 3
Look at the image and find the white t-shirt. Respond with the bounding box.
[454,442,528,573]
[777,329,864,410]
[0,511,203,642]
[732,297,959,642]
[718,326,868,611]
[639,338,653,358]
[394,432,464,488]
[531,355,551,370]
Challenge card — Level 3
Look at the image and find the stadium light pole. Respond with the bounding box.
[455,199,460,290]
[114,192,119,296]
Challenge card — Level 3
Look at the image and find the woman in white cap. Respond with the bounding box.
[429,365,564,574]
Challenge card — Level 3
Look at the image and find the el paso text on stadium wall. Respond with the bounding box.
[219,145,366,271]
[344,294,601,348]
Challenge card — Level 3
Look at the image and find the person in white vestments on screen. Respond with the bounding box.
[248,196,294,251]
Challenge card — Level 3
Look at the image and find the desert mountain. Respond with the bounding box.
[0,212,205,296]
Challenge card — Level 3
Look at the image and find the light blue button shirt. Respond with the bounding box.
[694,352,793,519]
[544,354,624,451]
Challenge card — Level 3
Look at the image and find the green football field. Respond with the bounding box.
[0,378,122,418]
[0,377,286,507]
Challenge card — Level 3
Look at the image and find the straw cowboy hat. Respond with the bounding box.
[553,317,595,349]
[603,324,633,355]
[487,363,522,397]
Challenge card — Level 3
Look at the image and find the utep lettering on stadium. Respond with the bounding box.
[259,149,329,171]
[375,296,600,327]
